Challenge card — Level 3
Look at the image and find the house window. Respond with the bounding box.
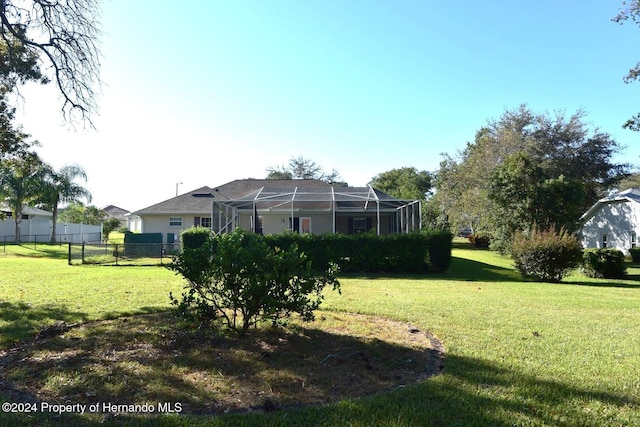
[200,217,212,228]
[632,231,637,248]
[300,217,311,233]
[353,218,367,233]
[169,217,182,227]
[602,233,607,249]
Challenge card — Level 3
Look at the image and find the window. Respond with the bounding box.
[602,233,607,249]
[169,217,182,227]
[353,218,367,233]
[200,217,212,228]
[300,217,311,233]
[632,231,637,248]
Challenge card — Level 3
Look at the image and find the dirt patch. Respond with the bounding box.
[0,311,445,415]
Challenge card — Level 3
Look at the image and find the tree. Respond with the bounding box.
[59,202,105,225]
[102,216,122,241]
[38,164,91,242]
[369,167,433,200]
[0,0,102,124]
[266,156,347,185]
[616,172,640,190]
[435,105,628,249]
[0,151,47,241]
[614,1,640,130]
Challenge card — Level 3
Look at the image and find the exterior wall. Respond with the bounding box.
[579,200,640,254]
[139,215,201,244]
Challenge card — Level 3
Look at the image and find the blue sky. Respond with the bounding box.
[12,0,640,211]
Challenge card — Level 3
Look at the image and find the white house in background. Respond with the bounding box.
[578,188,640,254]
[0,204,103,243]
[128,179,422,245]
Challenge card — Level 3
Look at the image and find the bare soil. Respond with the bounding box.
[0,311,444,415]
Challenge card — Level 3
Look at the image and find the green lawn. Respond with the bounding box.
[0,243,639,426]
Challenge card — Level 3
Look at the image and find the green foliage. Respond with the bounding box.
[582,248,627,279]
[101,217,121,241]
[369,166,433,200]
[630,247,640,263]
[168,228,340,336]
[58,202,106,225]
[468,232,491,248]
[511,226,583,282]
[180,226,213,250]
[266,156,345,185]
[435,105,628,247]
[264,230,452,273]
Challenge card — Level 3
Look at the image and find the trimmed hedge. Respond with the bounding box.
[181,227,214,250]
[264,230,452,273]
[629,247,640,263]
[582,248,627,279]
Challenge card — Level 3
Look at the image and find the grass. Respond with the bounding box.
[0,242,639,426]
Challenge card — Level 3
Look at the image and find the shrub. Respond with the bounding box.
[630,247,640,263]
[511,226,583,282]
[468,233,490,248]
[582,249,627,279]
[167,228,340,336]
[181,227,213,250]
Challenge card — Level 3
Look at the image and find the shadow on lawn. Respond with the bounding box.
[278,353,637,427]
[342,257,522,283]
[0,301,90,347]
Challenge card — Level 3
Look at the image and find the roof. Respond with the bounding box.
[579,188,640,223]
[131,179,334,215]
[0,204,53,217]
[131,179,416,216]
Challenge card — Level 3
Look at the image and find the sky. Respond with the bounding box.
[10,0,640,212]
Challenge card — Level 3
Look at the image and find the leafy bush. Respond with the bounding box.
[468,233,490,248]
[582,249,627,279]
[168,228,340,336]
[511,226,583,282]
[630,247,640,263]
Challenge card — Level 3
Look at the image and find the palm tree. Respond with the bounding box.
[0,152,48,242]
[40,164,92,243]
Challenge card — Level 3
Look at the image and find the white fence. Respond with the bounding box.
[0,218,102,243]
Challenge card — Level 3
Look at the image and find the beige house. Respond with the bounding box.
[129,179,421,244]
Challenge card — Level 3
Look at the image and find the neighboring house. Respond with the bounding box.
[102,205,130,228]
[578,188,640,254]
[129,179,422,244]
[0,204,102,243]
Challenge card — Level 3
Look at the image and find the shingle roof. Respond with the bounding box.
[131,180,333,215]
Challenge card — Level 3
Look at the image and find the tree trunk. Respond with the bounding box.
[50,203,59,243]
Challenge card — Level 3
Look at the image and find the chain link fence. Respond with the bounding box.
[68,242,180,266]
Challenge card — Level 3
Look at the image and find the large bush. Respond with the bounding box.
[168,228,339,336]
[582,248,627,279]
[511,226,583,282]
[629,247,640,263]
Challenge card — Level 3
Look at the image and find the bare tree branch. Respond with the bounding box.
[0,0,102,127]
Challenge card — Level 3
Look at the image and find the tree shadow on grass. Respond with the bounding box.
[294,353,638,427]
[0,312,443,421]
[0,301,90,347]
[342,257,522,283]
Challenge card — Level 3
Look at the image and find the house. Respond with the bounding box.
[0,205,53,241]
[578,188,640,254]
[0,204,102,243]
[102,205,130,228]
[129,179,422,244]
